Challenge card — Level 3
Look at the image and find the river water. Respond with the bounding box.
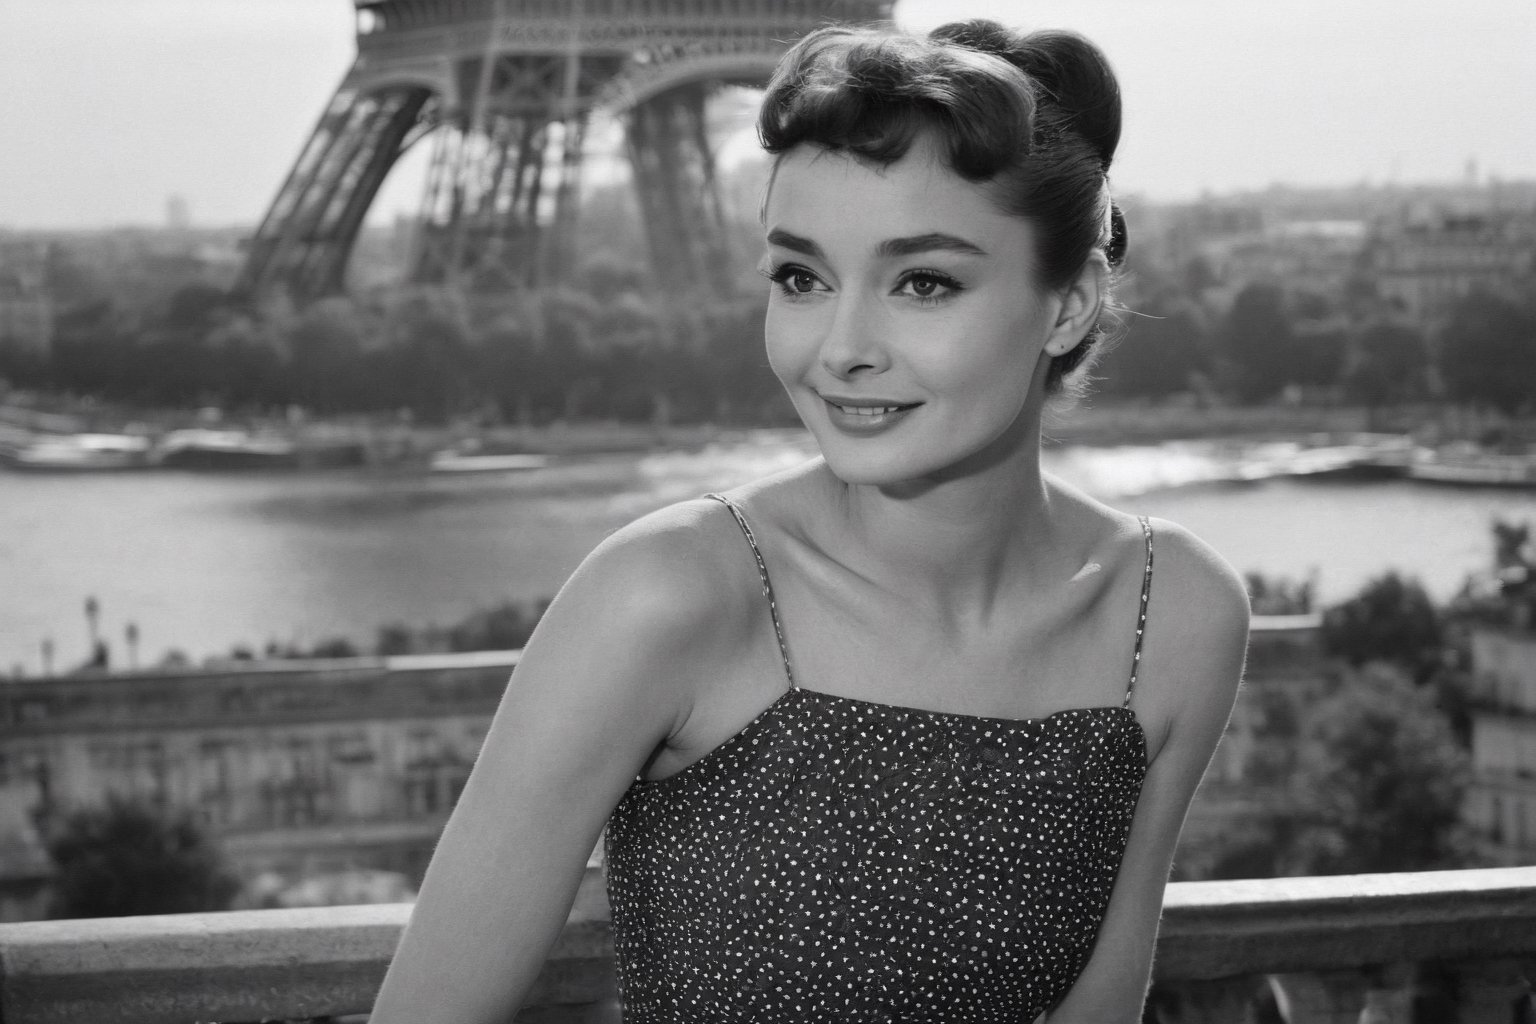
[3,429,1531,676]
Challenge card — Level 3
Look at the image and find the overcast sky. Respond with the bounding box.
[2,0,1533,230]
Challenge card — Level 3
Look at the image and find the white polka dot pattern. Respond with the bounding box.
[602,499,1153,1022]
[607,692,1146,1022]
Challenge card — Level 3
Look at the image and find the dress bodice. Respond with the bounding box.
[603,496,1153,1023]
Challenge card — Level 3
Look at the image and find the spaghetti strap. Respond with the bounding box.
[705,493,796,691]
[1125,515,1154,709]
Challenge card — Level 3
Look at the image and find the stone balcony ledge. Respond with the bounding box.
[1156,867,1536,979]
[3,866,1536,1023]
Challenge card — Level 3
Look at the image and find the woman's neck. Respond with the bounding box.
[816,418,1069,623]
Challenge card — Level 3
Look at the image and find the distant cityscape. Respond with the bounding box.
[1133,175,1536,323]
[4,173,1535,351]
[2,173,1535,433]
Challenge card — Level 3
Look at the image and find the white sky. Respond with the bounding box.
[1,0,1533,230]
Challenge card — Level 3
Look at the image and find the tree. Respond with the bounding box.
[162,283,230,333]
[1322,571,1442,681]
[1288,322,1348,390]
[447,597,549,652]
[1491,519,1536,627]
[1438,290,1536,413]
[1217,282,1295,402]
[1245,571,1314,615]
[47,796,240,918]
[1344,319,1428,407]
[1206,663,1471,879]
[1098,296,1210,398]
[287,296,369,412]
[1281,664,1469,875]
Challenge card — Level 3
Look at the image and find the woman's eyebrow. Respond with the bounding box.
[767,229,989,261]
[877,233,988,259]
[765,228,823,258]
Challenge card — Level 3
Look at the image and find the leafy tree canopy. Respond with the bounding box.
[1282,663,1470,875]
[1218,282,1295,403]
[1322,570,1443,681]
[1206,663,1470,879]
[1245,571,1314,615]
[1438,290,1536,413]
[1344,318,1428,406]
[47,795,239,919]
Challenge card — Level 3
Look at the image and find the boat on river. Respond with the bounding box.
[428,439,548,473]
[1230,434,1414,483]
[155,428,299,469]
[0,432,154,471]
[1409,445,1536,488]
[428,450,548,473]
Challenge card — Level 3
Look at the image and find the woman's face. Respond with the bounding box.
[762,135,1079,490]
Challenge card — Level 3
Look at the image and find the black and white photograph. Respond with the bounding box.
[1,1,1534,1021]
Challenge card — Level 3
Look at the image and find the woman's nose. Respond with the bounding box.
[819,300,888,379]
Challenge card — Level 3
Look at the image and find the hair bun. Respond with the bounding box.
[928,18,1017,58]
[933,21,1121,171]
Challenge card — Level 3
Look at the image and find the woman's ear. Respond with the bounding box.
[1043,255,1108,357]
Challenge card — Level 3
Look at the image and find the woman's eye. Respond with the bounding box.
[897,272,962,302]
[763,263,824,297]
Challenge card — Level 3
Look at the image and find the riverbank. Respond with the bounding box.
[415,403,1534,458]
[6,388,1529,460]
[5,387,1533,476]
[0,395,749,470]
[1047,399,1533,447]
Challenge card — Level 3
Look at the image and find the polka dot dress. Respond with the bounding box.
[604,497,1152,1023]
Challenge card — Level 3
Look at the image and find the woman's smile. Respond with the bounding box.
[820,393,924,433]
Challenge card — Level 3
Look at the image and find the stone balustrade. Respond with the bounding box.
[1151,868,1536,1023]
[2,866,1534,1024]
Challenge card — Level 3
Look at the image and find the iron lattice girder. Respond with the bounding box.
[352,1,893,58]
[239,0,893,303]
[450,51,626,123]
[348,0,893,117]
[625,81,732,291]
[240,85,433,302]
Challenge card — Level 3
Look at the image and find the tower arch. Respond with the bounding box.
[236,0,893,304]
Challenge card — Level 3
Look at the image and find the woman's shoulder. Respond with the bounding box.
[1141,516,1250,642]
[1135,515,1250,757]
[552,495,775,665]
[1047,482,1248,754]
[1050,479,1246,632]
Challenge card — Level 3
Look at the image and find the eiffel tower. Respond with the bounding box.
[237,0,893,305]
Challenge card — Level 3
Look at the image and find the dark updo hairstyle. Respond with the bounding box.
[758,19,1127,394]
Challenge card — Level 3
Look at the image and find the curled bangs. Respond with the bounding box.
[758,28,1037,182]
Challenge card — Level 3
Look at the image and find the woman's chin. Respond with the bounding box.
[813,442,950,491]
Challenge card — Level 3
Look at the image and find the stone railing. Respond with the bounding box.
[2,867,1534,1023]
[1151,868,1536,1023]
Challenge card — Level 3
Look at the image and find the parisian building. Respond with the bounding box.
[1367,207,1536,320]
[0,620,1334,919]
[1464,626,1536,863]
[0,650,512,918]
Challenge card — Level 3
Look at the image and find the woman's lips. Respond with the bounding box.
[819,395,921,432]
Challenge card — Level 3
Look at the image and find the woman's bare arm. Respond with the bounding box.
[1046,520,1251,1024]
[370,502,747,1024]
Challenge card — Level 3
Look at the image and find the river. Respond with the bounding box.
[3,429,1531,677]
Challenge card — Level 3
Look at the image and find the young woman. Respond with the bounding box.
[372,19,1248,1024]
